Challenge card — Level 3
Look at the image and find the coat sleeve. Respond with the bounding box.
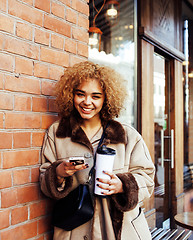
[111,129,155,212]
[40,128,73,200]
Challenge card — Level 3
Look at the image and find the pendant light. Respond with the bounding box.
[105,0,119,25]
[89,0,106,51]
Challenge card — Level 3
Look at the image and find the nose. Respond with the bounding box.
[84,96,92,105]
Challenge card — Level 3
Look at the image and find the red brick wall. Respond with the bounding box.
[0,0,89,239]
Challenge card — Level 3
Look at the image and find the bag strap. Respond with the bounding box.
[87,122,110,184]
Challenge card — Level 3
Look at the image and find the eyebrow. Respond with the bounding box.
[75,89,103,95]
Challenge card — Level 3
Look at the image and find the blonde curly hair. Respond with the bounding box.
[55,61,127,121]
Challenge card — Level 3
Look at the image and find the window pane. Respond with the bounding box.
[88,0,136,127]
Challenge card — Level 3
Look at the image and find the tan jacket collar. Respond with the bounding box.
[56,116,126,150]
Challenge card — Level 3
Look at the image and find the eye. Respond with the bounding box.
[76,92,85,97]
[92,95,101,99]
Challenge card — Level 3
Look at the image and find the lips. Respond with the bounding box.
[81,107,94,114]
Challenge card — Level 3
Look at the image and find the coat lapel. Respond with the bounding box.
[56,116,126,151]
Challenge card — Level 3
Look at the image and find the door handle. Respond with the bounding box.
[171,129,174,169]
[160,129,174,169]
[161,129,164,168]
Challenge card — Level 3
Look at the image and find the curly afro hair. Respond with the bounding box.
[55,61,127,121]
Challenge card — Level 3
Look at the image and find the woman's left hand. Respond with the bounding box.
[96,171,123,195]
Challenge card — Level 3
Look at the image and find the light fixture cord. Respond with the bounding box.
[92,0,106,27]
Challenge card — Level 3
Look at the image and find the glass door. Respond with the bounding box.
[154,53,173,228]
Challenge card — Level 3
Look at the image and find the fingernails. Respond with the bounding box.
[96,178,99,181]
[97,184,99,186]
[85,164,89,168]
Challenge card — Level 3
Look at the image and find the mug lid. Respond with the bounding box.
[97,145,116,155]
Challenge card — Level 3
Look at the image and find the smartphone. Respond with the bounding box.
[69,156,85,165]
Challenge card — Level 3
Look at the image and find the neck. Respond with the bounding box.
[81,117,102,140]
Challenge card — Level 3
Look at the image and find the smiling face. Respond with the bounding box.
[73,78,105,122]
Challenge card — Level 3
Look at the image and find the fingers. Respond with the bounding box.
[96,171,123,195]
[56,161,89,178]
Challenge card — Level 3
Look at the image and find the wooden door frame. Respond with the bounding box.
[138,38,184,228]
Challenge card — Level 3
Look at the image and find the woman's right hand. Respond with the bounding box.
[56,161,88,178]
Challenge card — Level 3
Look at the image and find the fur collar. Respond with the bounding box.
[56,116,126,150]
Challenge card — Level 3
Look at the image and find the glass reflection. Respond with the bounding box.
[89,0,136,126]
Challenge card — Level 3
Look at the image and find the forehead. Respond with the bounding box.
[77,78,103,92]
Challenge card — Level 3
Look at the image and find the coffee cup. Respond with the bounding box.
[94,145,116,196]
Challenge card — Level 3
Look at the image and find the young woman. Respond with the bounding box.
[40,61,155,240]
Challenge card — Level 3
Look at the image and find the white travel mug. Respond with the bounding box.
[94,145,116,196]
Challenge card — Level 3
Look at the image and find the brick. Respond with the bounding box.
[11,206,28,225]
[66,9,77,24]
[22,0,33,5]
[0,92,13,110]
[78,15,89,29]
[0,112,4,128]
[70,54,84,66]
[44,14,71,37]
[36,236,44,240]
[9,0,43,26]
[13,169,30,185]
[15,57,34,75]
[5,112,41,129]
[0,171,12,189]
[72,27,89,43]
[41,80,56,96]
[1,221,38,240]
[3,149,39,168]
[32,131,44,147]
[77,42,88,57]
[5,75,41,94]
[0,14,14,34]
[51,2,65,18]
[17,185,39,204]
[0,52,14,72]
[38,216,52,234]
[35,0,50,13]
[65,38,77,54]
[34,28,50,46]
[75,0,89,15]
[4,36,39,60]
[1,188,18,208]
[0,72,3,89]
[0,0,7,12]
[49,65,64,80]
[51,34,64,50]
[30,200,47,219]
[41,114,58,129]
[0,34,5,50]
[31,166,41,182]
[40,46,69,67]
[13,132,31,148]
[14,95,32,111]
[34,62,49,79]
[60,0,71,7]
[48,98,57,112]
[0,132,13,149]
[16,22,33,40]
[0,209,10,230]
[32,97,48,112]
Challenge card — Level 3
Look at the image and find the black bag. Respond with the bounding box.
[52,122,109,231]
[52,184,94,231]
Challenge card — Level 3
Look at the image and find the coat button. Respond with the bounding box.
[83,236,88,240]
[84,152,92,159]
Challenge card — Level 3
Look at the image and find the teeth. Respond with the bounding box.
[82,108,92,112]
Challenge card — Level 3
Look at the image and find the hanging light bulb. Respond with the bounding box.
[89,27,102,50]
[105,0,119,24]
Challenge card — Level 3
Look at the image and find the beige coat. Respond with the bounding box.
[40,116,155,240]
